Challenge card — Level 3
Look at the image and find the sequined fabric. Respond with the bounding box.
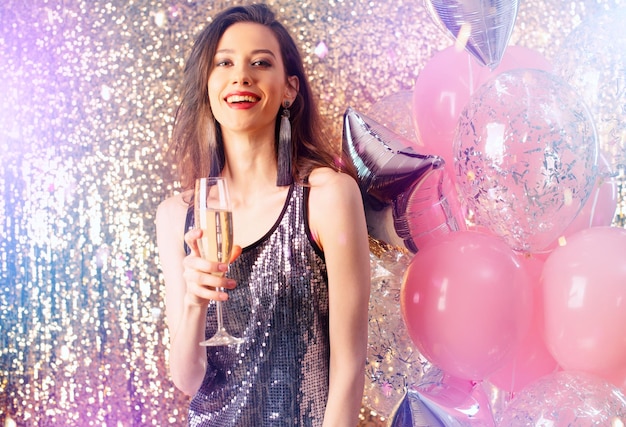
[186,184,330,426]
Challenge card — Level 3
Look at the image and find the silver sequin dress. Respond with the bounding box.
[186,184,330,426]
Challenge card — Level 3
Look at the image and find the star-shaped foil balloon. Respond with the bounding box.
[343,107,464,253]
[388,375,495,427]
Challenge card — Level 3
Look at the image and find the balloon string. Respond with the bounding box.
[587,185,601,228]
[509,358,517,395]
[468,53,475,96]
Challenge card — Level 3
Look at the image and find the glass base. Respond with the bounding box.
[199,329,245,347]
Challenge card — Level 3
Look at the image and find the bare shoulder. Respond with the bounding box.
[308,168,365,247]
[308,167,361,203]
[156,191,191,221]
[155,190,192,239]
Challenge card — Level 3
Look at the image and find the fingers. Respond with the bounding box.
[185,281,231,304]
[184,228,202,257]
[182,251,236,305]
[183,257,235,287]
[183,230,241,305]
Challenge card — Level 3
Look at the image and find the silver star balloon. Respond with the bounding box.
[343,107,465,252]
[426,0,519,69]
[388,376,495,427]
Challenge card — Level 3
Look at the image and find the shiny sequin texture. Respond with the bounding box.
[188,185,330,426]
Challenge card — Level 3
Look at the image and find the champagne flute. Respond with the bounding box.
[194,177,244,346]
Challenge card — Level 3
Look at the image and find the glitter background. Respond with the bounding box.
[1,0,625,426]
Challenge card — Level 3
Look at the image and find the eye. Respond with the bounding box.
[251,59,272,68]
[214,58,232,67]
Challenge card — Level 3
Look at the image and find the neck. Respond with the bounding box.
[220,131,281,202]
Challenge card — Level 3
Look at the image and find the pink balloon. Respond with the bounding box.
[542,226,626,387]
[412,45,551,178]
[412,46,480,174]
[488,255,559,392]
[404,167,467,252]
[494,45,553,75]
[401,231,533,380]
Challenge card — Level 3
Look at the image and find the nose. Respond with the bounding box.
[232,64,251,86]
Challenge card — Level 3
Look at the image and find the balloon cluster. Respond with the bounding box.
[347,2,626,425]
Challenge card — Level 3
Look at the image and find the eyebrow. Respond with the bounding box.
[215,48,277,58]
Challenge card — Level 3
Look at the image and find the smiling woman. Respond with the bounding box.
[155,4,371,426]
[208,22,298,141]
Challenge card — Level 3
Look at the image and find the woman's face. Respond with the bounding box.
[208,22,298,137]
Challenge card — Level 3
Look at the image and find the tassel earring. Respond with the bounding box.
[277,101,293,186]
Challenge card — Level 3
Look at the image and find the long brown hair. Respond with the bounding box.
[170,4,355,191]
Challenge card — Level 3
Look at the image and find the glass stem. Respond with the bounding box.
[215,288,226,332]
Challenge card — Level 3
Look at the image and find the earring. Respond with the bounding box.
[277,101,293,186]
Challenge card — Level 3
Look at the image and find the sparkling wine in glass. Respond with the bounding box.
[194,177,244,346]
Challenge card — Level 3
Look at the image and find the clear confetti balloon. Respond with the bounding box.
[364,248,434,417]
[498,371,626,426]
[554,7,626,176]
[453,69,598,252]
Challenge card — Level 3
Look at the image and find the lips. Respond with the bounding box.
[225,94,260,104]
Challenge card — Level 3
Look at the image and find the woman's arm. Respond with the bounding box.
[156,193,237,396]
[309,168,371,427]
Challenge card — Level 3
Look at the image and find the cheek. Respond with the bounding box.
[207,92,218,110]
[207,80,221,110]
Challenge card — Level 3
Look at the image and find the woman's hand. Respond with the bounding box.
[182,228,242,306]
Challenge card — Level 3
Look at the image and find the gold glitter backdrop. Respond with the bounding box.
[0,0,625,425]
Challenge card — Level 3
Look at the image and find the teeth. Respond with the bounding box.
[227,95,259,103]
